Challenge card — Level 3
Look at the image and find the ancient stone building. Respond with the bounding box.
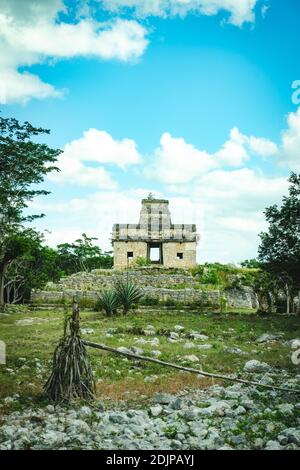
[112,197,198,269]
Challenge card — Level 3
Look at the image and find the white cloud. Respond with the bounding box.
[280,107,300,171]
[49,157,117,189]
[213,131,248,167]
[49,129,142,188]
[145,132,216,183]
[100,0,262,26]
[63,129,142,168]
[0,1,149,104]
[145,127,278,184]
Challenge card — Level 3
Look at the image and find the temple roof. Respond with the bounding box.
[112,198,197,242]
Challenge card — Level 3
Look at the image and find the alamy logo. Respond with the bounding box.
[0,340,6,365]
[291,348,300,366]
[291,80,300,105]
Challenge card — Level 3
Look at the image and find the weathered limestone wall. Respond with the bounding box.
[31,285,257,309]
[113,242,197,269]
[163,242,197,268]
[31,269,258,309]
[114,241,148,269]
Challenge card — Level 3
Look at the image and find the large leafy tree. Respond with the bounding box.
[0,117,61,309]
[258,173,300,313]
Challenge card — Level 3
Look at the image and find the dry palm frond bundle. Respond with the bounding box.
[43,297,95,402]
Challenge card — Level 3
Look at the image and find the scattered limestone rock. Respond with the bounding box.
[143,325,156,336]
[290,339,300,349]
[135,338,159,346]
[189,332,209,341]
[197,344,213,350]
[281,428,300,446]
[117,347,132,354]
[223,346,245,355]
[265,440,282,450]
[169,332,179,340]
[150,350,162,357]
[174,325,185,332]
[243,360,271,373]
[15,318,38,326]
[180,354,199,363]
[150,405,162,417]
[255,333,283,343]
[130,347,144,355]
[183,342,195,349]
[81,328,94,335]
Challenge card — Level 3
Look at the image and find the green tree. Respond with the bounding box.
[258,173,300,313]
[57,233,113,274]
[241,259,261,269]
[4,234,59,304]
[0,117,61,309]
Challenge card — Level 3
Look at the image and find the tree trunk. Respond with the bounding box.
[0,263,6,312]
[286,283,290,314]
[297,291,300,315]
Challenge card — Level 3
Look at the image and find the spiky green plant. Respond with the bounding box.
[43,297,95,402]
[96,289,119,316]
[115,280,144,314]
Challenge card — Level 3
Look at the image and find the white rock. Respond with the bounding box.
[174,325,185,332]
[81,328,94,335]
[181,354,199,363]
[15,318,35,326]
[130,347,144,355]
[184,342,195,349]
[144,375,158,383]
[169,332,179,340]
[78,406,92,417]
[265,440,282,450]
[150,350,162,357]
[282,428,300,446]
[143,326,156,336]
[256,333,282,343]
[150,405,162,417]
[243,360,271,373]
[189,331,209,341]
[290,339,300,349]
[135,338,159,346]
[197,344,212,350]
[117,347,132,354]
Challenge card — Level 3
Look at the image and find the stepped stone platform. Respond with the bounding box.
[31,268,258,310]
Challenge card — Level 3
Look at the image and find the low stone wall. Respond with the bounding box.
[46,269,199,291]
[31,268,259,309]
[31,284,258,309]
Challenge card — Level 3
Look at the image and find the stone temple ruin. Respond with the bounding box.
[112,197,198,269]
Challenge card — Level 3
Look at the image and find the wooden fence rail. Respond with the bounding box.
[83,340,300,395]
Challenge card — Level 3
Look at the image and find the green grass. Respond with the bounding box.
[0,307,299,406]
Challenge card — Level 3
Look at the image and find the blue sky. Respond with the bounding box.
[1,0,300,262]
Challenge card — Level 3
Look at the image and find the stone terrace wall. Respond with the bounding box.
[46,268,200,291]
[31,268,258,309]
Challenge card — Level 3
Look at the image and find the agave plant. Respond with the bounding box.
[115,280,143,314]
[96,289,119,316]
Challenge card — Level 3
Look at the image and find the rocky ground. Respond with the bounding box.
[1,309,300,450]
[1,366,300,450]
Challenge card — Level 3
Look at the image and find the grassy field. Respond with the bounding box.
[0,307,299,406]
